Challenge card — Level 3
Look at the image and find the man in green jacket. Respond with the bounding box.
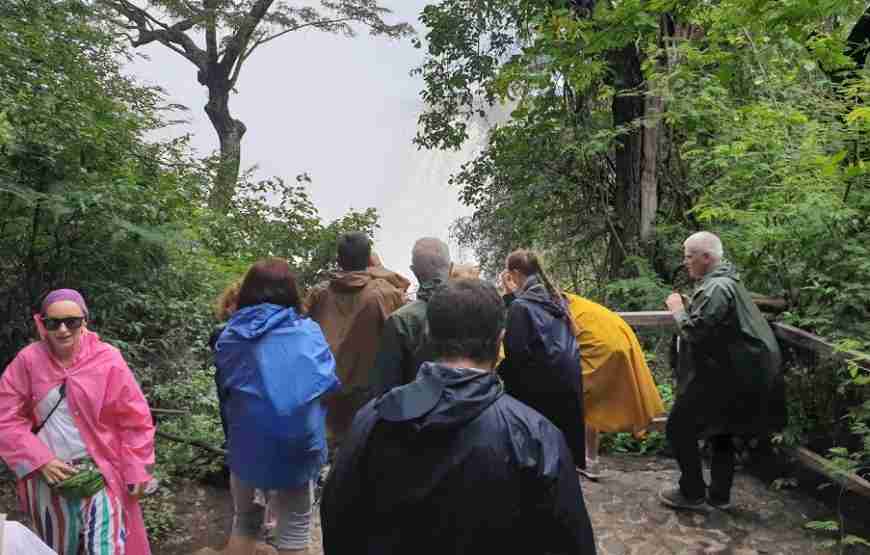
[371,237,451,395]
[661,231,784,511]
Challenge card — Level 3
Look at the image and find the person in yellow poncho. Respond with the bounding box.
[565,294,665,473]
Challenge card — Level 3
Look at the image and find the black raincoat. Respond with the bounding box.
[320,362,596,555]
[674,262,786,436]
[498,275,586,467]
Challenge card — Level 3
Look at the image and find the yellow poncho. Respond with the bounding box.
[565,294,664,433]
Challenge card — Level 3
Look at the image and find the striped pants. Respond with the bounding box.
[22,474,126,555]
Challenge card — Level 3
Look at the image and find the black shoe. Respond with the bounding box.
[706,494,733,510]
[658,486,709,512]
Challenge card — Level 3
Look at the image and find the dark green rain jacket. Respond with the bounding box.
[674,262,786,436]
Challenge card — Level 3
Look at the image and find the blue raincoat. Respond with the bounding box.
[215,303,340,489]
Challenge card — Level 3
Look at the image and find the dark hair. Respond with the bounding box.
[337,232,372,271]
[506,249,561,304]
[427,279,505,364]
[237,258,301,310]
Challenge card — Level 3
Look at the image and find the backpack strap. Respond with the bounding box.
[32,382,66,436]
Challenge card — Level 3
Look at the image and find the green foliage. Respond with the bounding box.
[151,366,225,478]
[197,169,380,289]
[140,487,183,544]
[805,518,870,551]
[420,0,870,479]
[601,383,673,455]
[0,3,383,522]
[604,258,672,311]
[806,519,841,532]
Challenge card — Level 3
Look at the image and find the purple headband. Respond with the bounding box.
[41,289,89,317]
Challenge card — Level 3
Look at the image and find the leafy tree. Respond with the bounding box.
[417,0,674,278]
[97,0,413,212]
[0,0,194,366]
[421,0,870,478]
[0,0,383,375]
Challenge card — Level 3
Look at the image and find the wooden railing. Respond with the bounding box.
[616,309,870,497]
[619,311,869,369]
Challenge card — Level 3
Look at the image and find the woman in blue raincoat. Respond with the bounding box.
[212,258,339,555]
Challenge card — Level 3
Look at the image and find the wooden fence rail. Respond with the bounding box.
[618,311,869,369]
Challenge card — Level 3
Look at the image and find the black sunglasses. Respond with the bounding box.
[42,317,85,331]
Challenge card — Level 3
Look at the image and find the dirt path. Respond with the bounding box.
[2,454,868,554]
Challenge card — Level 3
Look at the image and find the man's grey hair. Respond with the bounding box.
[684,231,724,261]
[411,237,451,283]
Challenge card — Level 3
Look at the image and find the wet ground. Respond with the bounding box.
[3,454,868,554]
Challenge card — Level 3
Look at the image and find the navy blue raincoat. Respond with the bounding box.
[321,362,596,555]
[498,275,586,468]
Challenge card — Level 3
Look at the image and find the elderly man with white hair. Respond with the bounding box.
[371,237,452,395]
[660,231,783,511]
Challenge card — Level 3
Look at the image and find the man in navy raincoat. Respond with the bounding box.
[321,278,596,555]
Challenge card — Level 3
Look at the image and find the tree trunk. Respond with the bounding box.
[640,93,661,242]
[204,83,246,212]
[608,43,645,278]
[845,6,870,74]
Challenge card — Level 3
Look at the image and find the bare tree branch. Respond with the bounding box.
[252,17,355,50]
[102,0,206,70]
[179,0,203,16]
[218,0,276,80]
[228,17,356,87]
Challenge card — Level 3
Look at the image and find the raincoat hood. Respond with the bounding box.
[375,363,503,433]
[703,261,740,283]
[328,270,378,293]
[367,266,412,293]
[225,303,302,340]
[518,274,568,318]
[326,267,411,295]
[416,277,447,302]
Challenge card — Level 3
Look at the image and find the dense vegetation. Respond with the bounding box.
[1,0,869,544]
[414,0,870,472]
[0,0,378,537]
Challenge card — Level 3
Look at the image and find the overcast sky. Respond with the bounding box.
[128,0,483,283]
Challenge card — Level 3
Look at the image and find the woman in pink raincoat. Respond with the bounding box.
[0,289,155,555]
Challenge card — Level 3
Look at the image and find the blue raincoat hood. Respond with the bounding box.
[222,302,301,339]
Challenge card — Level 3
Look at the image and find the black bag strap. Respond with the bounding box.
[32,382,66,436]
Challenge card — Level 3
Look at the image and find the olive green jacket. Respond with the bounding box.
[674,262,784,434]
